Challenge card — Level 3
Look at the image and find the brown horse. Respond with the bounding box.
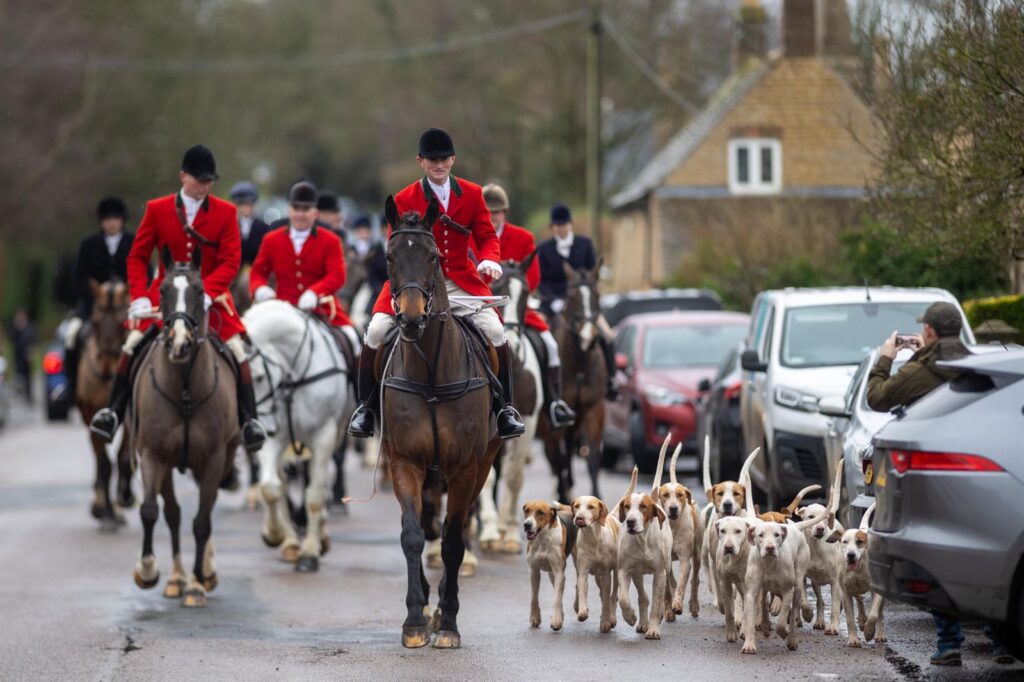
[129,248,241,608]
[540,262,607,502]
[379,195,501,649]
[76,279,133,526]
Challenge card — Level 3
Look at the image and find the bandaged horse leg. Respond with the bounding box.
[348,313,394,438]
[477,466,502,551]
[497,436,528,553]
[226,334,267,455]
[90,326,158,441]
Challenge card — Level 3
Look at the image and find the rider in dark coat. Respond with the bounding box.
[229,182,269,267]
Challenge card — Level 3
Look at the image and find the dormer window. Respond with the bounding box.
[728,138,781,195]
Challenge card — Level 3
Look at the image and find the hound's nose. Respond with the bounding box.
[626,518,637,530]
[764,545,776,556]
[721,501,734,514]
[668,506,680,520]
[574,516,586,528]
[847,552,857,563]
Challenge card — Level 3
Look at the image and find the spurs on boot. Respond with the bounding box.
[348,345,378,438]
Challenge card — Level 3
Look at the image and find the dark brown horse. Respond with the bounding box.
[540,262,607,502]
[76,280,133,527]
[129,248,241,607]
[379,195,501,649]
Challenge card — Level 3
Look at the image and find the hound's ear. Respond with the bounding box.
[746,525,756,545]
[753,504,761,516]
[598,500,608,525]
[522,248,538,274]
[713,518,721,533]
[826,530,842,544]
[424,194,440,228]
[191,245,202,270]
[683,488,692,504]
[617,500,627,523]
[706,487,715,503]
[522,503,529,516]
[562,261,576,281]
[162,245,173,268]
[779,526,788,542]
[654,504,667,528]
[794,507,806,519]
[384,195,398,228]
[548,507,558,527]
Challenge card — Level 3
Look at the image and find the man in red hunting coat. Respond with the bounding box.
[89,145,267,459]
[479,183,575,428]
[347,128,525,440]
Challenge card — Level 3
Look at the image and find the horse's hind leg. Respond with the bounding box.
[391,458,430,648]
[296,423,335,573]
[183,460,220,608]
[543,434,570,504]
[245,447,261,511]
[160,474,187,599]
[331,435,348,514]
[498,437,529,553]
[580,407,604,499]
[133,450,165,589]
[115,430,135,509]
[477,466,501,553]
[434,485,473,649]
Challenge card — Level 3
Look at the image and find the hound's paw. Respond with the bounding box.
[689,600,700,619]
[824,625,838,636]
[577,608,589,622]
[599,619,613,634]
[741,641,757,654]
[847,636,862,648]
[863,619,877,642]
[530,614,541,628]
[876,633,887,643]
[769,596,783,617]
[550,617,563,631]
[726,627,737,642]
[622,608,637,627]
[635,620,648,634]
[665,610,676,622]
[813,620,825,631]
[672,598,683,615]
[645,627,661,641]
[787,638,798,651]
[775,623,789,640]
[800,604,813,621]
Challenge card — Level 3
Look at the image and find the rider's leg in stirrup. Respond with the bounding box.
[64,314,84,401]
[89,326,159,441]
[596,314,620,401]
[472,304,525,439]
[348,313,391,438]
[538,329,575,428]
[226,335,267,456]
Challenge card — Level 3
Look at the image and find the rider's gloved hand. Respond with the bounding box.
[128,297,153,320]
[550,298,565,314]
[298,289,319,311]
[253,286,276,303]
[203,293,213,311]
[477,260,502,281]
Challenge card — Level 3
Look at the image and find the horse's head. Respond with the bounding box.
[492,250,538,332]
[384,194,443,342]
[89,279,129,357]
[563,259,603,351]
[159,246,206,364]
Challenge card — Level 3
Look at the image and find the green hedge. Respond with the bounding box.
[963,294,1024,332]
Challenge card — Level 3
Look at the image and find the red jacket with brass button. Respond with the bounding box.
[126,192,246,339]
[249,225,352,327]
[372,176,500,316]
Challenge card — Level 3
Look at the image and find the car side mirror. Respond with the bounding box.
[818,395,850,419]
[615,353,630,371]
[740,349,767,373]
[697,378,712,393]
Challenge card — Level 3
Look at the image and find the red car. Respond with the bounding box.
[604,311,750,474]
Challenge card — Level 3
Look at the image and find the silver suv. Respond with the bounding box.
[739,287,974,507]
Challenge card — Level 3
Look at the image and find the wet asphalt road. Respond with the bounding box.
[1,399,1021,681]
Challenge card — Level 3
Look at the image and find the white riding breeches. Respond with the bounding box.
[64,317,83,350]
[539,329,560,368]
[364,280,506,349]
[122,327,247,363]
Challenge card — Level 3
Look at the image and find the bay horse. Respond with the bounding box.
[478,255,541,554]
[129,247,241,607]
[540,261,607,503]
[75,279,133,527]
[380,195,502,649]
[243,299,353,572]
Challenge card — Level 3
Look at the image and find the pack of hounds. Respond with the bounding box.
[521,436,885,653]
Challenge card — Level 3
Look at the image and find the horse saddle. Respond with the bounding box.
[523,326,548,369]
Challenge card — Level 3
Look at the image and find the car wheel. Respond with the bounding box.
[992,581,1024,662]
[601,441,622,470]
[630,409,656,475]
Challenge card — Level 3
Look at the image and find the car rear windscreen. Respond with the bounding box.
[642,324,747,368]
[782,302,934,368]
[605,295,721,327]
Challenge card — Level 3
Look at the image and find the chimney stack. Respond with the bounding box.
[736,0,768,67]
[783,0,817,57]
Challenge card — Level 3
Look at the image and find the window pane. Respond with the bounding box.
[737,146,749,183]
[761,145,773,183]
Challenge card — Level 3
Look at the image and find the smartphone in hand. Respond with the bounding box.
[895,334,921,351]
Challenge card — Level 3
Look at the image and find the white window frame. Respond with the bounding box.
[727,138,782,195]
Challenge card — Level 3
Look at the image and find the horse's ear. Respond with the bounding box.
[592,256,604,278]
[522,248,538,274]
[191,246,202,270]
[562,261,576,281]
[161,246,173,269]
[384,195,398,228]
[424,195,440,229]
[88,278,102,302]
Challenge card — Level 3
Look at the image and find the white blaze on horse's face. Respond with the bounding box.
[505,277,523,326]
[578,284,595,350]
[170,275,191,357]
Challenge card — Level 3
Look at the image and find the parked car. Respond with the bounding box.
[605,311,749,474]
[739,287,975,508]
[601,288,721,328]
[820,343,1012,529]
[868,348,1024,659]
[43,320,72,421]
[696,344,745,481]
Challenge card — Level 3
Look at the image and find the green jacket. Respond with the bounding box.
[866,337,969,412]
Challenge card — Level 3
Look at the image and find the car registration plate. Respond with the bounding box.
[863,462,874,485]
[875,466,886,488]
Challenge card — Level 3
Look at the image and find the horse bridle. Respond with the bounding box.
[566,279,600,328]
[387,228,443,324]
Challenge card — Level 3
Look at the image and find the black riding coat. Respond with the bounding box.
[537,234,597,301]
[73,230,135,317]
[241,217,270,266]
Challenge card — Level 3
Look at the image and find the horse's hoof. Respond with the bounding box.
[459,562,476,578]
[182,587,207,608]
[432,630,461,649]
[261,533,283,548]
[429,608,442,633]
[163,578,186,599]
[134,569,159,590]
[118,491,136,509]
[203,573,219,593]
[319,536,331,557]
[402,626,431,649]
[480,539,500,554]
[280,544,300,563]
[295,555,319,573]
[426,554,443,570]
[500,539,523,555]
[90,503,105,520]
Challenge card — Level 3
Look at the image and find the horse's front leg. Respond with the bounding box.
[498,437,529,553]
[579,405,604,499]
[89,431,119,525]
[159,473,188,599]
[296,423,335,572]
[133,449,165,591]
[259,440,299,560]
[183,455,221,608]
[115,430,136,509]
[392,458,430,648]
[477,466,502,552]
[434,485,472,649]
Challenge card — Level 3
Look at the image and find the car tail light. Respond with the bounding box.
[903,580,933,594]
[723,382,743,400]
[42,352,64,375]
[890,449,1003,474]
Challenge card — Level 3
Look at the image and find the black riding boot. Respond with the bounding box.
[88,353,131,441]
[495,344,526,439]
[347,345,378,438]
[237,360,267,454]
[598,335,620,401]
[545,366,577,428]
